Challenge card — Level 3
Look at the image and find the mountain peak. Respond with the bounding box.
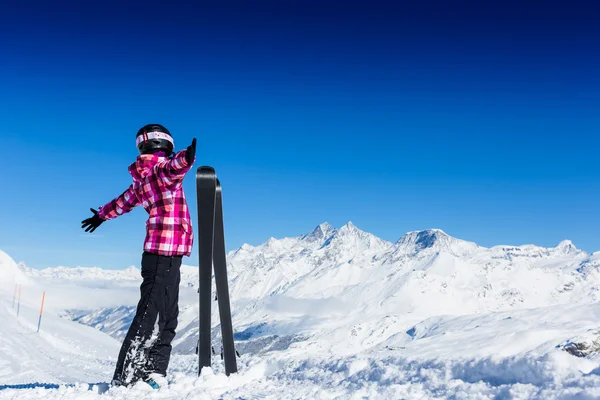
[316,222,335,235]
[397,229,448,247]
[393,229,479,256]
[339,221,359,233]
[556,240,578,254]
[229,242,256,259]
[301,222,337,243]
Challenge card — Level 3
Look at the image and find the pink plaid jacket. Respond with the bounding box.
[98,150,195,257]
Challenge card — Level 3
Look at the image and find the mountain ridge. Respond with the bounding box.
[2,222,599,367]
[2,223,588,277]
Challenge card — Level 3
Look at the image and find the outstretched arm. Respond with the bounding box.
[97,184,141,221]
[81,185,140,233]
[158,138,196,185]
[82,185,140,232]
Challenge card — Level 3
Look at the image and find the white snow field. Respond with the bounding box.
[2,223,600,399]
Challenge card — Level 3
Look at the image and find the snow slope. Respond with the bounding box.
[2,223,600,399]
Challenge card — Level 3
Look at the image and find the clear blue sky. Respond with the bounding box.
[1,0,599,269]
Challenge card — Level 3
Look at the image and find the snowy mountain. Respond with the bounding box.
[386,228,481,258]
[25,222,599,353]
[2,223,600,399]
[0,250,32,285]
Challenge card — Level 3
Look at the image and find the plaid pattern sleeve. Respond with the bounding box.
[158,149,195,187]
[98,185,141,220]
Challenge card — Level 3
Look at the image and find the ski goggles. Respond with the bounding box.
[136,131,174,147]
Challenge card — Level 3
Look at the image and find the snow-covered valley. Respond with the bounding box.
[1,222,600,399]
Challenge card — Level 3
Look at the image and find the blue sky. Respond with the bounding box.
[1,1,599,269]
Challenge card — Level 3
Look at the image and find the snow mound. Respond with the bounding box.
[0,250,32,288]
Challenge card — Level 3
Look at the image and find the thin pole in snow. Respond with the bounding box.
[37,292,46,333]
[12,284,17,308]
[16,285,21,318]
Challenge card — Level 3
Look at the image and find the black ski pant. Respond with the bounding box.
[112,251,182,386]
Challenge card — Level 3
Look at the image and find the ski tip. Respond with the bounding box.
[197,166,215,174]
[196,166,217,184]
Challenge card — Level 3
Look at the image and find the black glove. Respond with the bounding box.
[81,208,104,233]
[185,138,196,164]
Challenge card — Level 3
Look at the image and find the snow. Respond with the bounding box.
[1,223,600,399]
[25,265,141,281]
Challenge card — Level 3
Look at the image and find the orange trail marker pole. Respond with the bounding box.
[37,292,46,333]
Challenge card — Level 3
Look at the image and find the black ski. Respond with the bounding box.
[213,179,238,375]
[196,166,216,375]
[195,166,238,376]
